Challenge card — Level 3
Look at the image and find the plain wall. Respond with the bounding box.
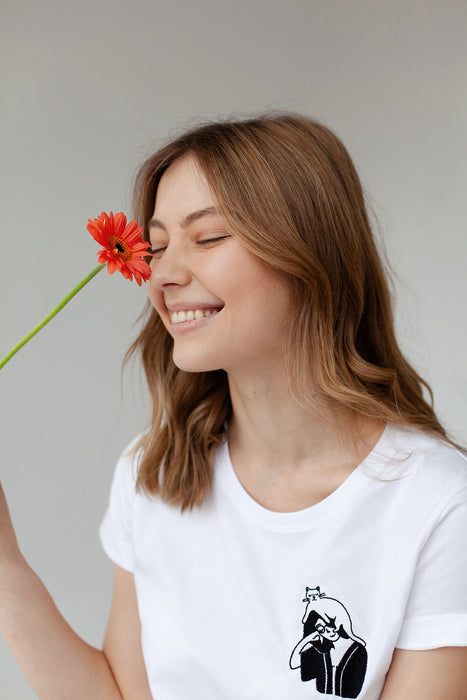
[1,0,466,696]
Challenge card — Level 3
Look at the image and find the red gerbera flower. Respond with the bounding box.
[0,210,154,370]
[87,211,152,286]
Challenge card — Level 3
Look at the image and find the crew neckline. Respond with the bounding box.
[214,423,398,530]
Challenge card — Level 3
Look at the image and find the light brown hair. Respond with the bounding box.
[127,114,452,510]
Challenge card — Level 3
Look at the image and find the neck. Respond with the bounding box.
[226,367,384,511]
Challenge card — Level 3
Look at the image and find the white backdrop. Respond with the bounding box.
[1,0,466,696]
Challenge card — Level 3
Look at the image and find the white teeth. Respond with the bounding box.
[171,309,219,324]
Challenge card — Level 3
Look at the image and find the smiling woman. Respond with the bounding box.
[1,114,466,700]
[118,115,466,699]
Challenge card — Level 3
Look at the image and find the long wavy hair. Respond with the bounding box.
[127,114,451,510]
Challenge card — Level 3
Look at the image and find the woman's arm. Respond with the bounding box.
[0,482,129,699]
[380,646,467,700]
[289,632,320,669]
[103,565,153,698]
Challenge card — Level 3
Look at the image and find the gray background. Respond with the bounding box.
[1,0,466,696]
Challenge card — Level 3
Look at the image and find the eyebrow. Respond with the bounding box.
[148,206,219,231]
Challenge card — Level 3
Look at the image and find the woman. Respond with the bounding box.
[1,115,466,699]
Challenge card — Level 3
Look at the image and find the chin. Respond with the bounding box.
[172,352,223,374]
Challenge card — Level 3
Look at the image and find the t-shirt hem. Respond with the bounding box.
[395,613,467,650]
[99,517,135,573]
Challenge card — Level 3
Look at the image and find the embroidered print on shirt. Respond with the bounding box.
[289,586,368,698]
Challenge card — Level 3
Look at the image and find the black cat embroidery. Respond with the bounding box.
[289,586,367,698]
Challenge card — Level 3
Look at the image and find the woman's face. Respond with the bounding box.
[315,618,340,642]
[146,155,291,376]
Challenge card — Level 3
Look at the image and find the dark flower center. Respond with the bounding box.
[109,236,132,261]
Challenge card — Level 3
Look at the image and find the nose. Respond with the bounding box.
[149,242,191,289]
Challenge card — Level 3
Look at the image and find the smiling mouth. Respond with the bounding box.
[170,308,222,324]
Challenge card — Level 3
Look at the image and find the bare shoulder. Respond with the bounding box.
[103,566,153,700]
[380,646,467,700]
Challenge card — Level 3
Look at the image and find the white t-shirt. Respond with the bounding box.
[100,424,467,699]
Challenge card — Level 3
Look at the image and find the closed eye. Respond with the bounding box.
[150,235,230,258]
[196,235,231,246]
[150,246,167,258]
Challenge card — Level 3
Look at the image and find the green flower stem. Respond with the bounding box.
[0,263,106,370]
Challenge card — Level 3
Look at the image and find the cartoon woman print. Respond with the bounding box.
[289,587,367,698]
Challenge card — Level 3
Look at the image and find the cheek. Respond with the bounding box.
[146,282,168,325]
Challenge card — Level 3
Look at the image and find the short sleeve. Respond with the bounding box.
[99,441,139,572]
[396,485,467,650]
